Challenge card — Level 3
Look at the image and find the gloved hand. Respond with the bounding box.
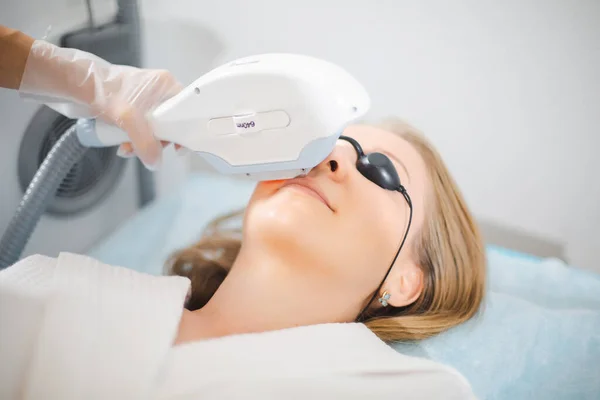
[18,40,183,170]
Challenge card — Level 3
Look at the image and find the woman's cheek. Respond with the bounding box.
[345,192,403,262]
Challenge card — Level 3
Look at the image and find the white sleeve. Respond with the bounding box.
[0,255,58,400]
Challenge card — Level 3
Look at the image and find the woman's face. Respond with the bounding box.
[242,125,429,321]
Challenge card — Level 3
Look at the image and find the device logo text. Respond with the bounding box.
[236,121,256,129]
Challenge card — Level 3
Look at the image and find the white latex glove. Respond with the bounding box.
[18,40,183,170]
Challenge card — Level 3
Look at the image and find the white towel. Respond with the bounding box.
[0,254,475,400]
[0,253,189,399]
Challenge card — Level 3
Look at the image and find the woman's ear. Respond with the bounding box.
[384,262,423,308]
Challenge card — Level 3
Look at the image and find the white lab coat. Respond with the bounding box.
[0,253,476,399]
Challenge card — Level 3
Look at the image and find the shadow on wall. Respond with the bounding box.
[141,17,226,85]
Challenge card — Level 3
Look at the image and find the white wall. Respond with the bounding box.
[139,0,600,271]
[1,0,598,270]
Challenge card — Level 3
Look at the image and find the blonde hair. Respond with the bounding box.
[166,118,486,342]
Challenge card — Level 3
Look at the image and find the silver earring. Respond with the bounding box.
[378,291,391,307]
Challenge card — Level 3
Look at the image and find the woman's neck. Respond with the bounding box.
[176,248,335,344]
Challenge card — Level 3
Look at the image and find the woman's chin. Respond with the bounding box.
[243,194,330,251]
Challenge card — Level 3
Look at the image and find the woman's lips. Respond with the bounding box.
[280,180,333,211]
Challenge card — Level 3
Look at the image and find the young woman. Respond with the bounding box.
[171,119,486,344]
[1,119,484,399]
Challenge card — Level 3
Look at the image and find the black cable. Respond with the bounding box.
[355,189,413,322]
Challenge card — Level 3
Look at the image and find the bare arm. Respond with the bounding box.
[0,25,35,89]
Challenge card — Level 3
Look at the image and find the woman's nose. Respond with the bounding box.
[311,142,354,182]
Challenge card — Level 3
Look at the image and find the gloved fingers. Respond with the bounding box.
[111,69,183,168]
[113,103,163,169]
[120,69,183,112]
[157,70,184,101]
[116,141,175,159]
[116,143,135,158]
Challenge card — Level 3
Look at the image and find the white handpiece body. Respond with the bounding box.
[78,53,370,180]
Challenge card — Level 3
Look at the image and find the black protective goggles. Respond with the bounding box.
[338,135,413,322]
